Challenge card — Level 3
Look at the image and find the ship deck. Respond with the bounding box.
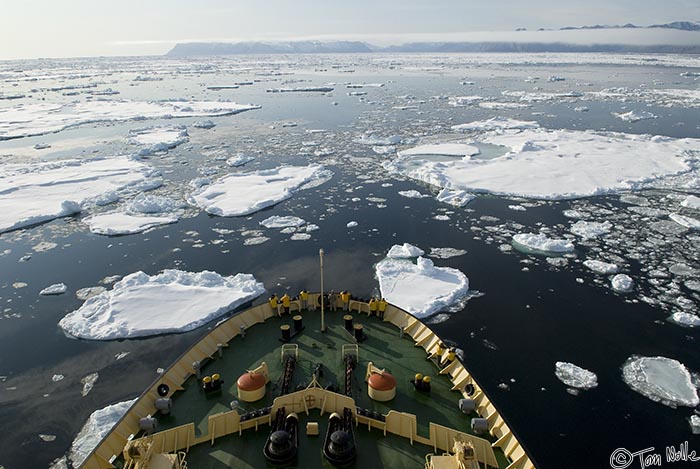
[138,306,511,468]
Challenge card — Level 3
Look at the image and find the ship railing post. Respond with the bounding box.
[320,248,326,332]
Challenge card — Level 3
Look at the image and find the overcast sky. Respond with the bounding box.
[0,0,698,59]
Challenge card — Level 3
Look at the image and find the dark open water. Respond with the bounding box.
[1,54,699,468]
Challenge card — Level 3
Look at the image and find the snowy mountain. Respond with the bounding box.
[558,21,700,31]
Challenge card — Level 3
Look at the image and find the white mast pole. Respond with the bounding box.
[319,248,325,332]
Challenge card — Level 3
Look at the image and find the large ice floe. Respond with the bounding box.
[375,248,469,318]
[451,116,539,132]
[555,362,598,390]
[0,100,260,140]
[384,120,700,200]
[512,233,575,254]
[58,270,265,340]
[622,356,700,408]
[0,157,159,233]
[190,165,330,216]
[68,399,136,467]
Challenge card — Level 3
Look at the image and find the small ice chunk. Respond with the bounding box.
[428,247,467,259]
[290,233,311,241]
[611,274,634,292]
[129,126,189,154]
[226,154,255,167]
[243,236,269,246]
[193,119,216,129]
[260,216,306,229]
[451,116,539,132]
[52,374,64,382]
[387,243,425,259]
[39,434,57,442]
[690,415,700,434]
[40,283,67,295]
[59,270,265,340]
[76,286,106,301]
[69,399,137,468]
[398,190,430,199]
[436,188,476,207]
[613,110,658,122]
[512,233,574,254]
[570,220,612,238]
[354,134,402,146]
[347,221,358,228]
[583,260,619,274]
[80,372,98,397]
[555,362,598,390]
[622,356,699,408]
[375,256,469,318]
[669,312,700,327]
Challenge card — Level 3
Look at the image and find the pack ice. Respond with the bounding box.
[58,270,265,340]
[190,165,329,216]
[0,157,159,233]
[375,249,469,318]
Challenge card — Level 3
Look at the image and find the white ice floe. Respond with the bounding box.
[190,165,329,217]
[290,233,311,241]
[398,143,480,159]
[436,188,476,207]
[0,157,160,233]
[622,356,699,408]
[267,86,333,93]
[40,283,67,295]
[58,270,265,340]
[260,215,306,229]
[669,312,700,327]
[226,154,255,167]
[398,190,430,199]
[428,247,467,259]
[555,362,598,390]
[372,145,396,155]
[613,110,658,122]
[385,128,700,200]
[346,221,358,228]
[669,213,700,230]
[375,256,469,318]
[0,100,260,140]
[681,195,700,210]
[83,212,178,235]
[193,119,216,129]
[611,274,634,292]
[583,260,619,274]
[512,233,575,254]
[81,372,98,397]
[128,126,189,155]
[387,243,425,259]
[354,134,402,146]
[449,96,483,107]
[570,220,613,238]
[68,399,136,468]
[451,117,540,132]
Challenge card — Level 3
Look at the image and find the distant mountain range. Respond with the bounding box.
[549,20,700,31]
[166,22,700,56]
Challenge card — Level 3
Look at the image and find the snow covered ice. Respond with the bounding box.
[451,116,540,132]
[0,157,160,233]
[375,249,469,318]
[128,126,189,155]
[260,215,306,229]
[0,100,260,140]
[622,356,700,408]
[385,126,700,200]
[68,399,136,468]
[570,220,613,238]
[613,110,658,122]
[583,260,619,274]
[512,233,575,254]
[83,212,179,235]
[611,274,634,292]
[58,270,265,340]
[190,165,329,217]
[386,243,425,259]
[397,143,480,159]
[40,283,67,295]
[555,362,598,390]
